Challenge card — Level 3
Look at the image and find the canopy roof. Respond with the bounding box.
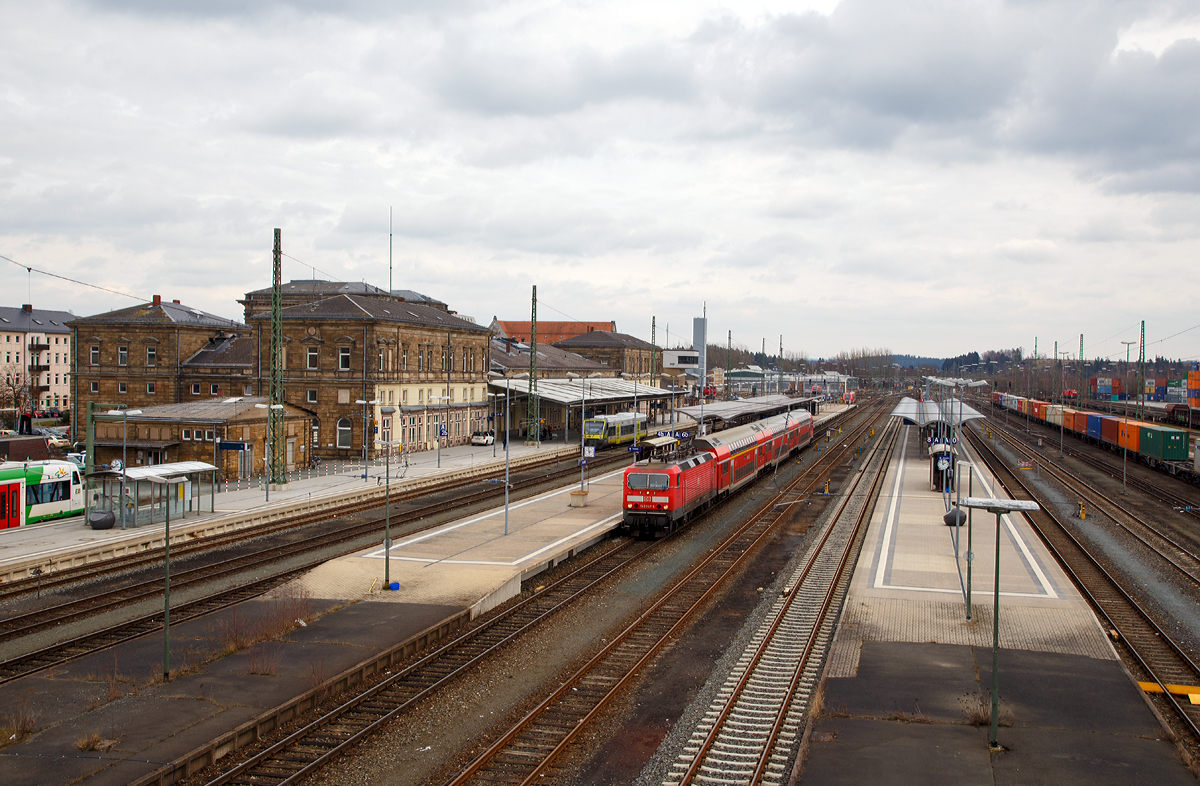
[889,397,985,427]
[488,377,674,407]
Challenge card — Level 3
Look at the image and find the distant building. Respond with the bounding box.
[489,337,614,378]
[0,304,76,416]
[490,319,616,346]
[552,331,660,387]
[238,280,451,322]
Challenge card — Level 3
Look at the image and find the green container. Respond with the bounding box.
[1168,379,1184,388]
[1139,425,1189,461]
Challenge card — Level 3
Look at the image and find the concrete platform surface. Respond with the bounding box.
[804,424,1195,783]
[805,642,1194,786]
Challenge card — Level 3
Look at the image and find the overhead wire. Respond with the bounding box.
[1,253,144,302]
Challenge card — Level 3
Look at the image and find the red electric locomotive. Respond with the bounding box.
[621,411,813,538]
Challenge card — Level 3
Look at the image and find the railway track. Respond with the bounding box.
[966,428,1200,755]
[0,451,634,684]
[982,420,1200,588]
[983,402,1200,520]
[664,418,899,786]
[439,403,889,786]
[0,450,596,604]
[176,402,879,786]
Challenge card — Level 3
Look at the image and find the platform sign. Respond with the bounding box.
[439,426,448,437]
[927,436,958,444]
[218,441,249,451]
[579,459,588,467]
[657,431,692,440]
[583,446,595,458]
[627,446,641,453]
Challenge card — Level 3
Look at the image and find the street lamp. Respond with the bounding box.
[955,496,1040,750]
[355,399,380,480]
[378,405,399,590]
[486,392,502,458]
[254,403,285,501]
[106,408,142,529]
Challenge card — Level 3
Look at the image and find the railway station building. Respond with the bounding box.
[90,397,314,480]
[238,280,449,322]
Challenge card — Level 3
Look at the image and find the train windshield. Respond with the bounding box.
[584,421,605,436]
[627,473,670,491]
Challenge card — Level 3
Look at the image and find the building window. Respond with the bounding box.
[146,346,156,366]
[118,346,128,366]
[205,430,215,441]
[182,429,191,440]
[378,351,384,371]
[118,382,127,394]
[339,347,351,371]
[244,384,253,395]
[90,346,99,365]
[402,349,408,371]
[147,382,156,394]
[90,381,99,393]
[336,418,352,449]
[210,384,219,395]
[307,347,318,369]
[192,383,201,395]
[402,389,408,403]
[307,389,318,403]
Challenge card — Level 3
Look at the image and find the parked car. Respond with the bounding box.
[470,430,495,446]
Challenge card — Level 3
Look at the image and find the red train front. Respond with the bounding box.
[621,410,813,538]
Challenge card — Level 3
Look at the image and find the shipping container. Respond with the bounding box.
[1139,425,1189,461]
[1046,405,1063,427]
[1087,414,1105,439]
[1101,416,1120,445]
[1118,420,1140,452]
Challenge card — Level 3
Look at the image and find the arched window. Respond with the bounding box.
[336,418,352,449]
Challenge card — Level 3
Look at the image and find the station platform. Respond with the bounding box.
[0,437,579,583]
[801,424,1195,784]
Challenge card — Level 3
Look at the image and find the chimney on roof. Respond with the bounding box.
[587,326,593,332]
[21,304,31,313]
[152,295,161,306]
[173,299,180,304]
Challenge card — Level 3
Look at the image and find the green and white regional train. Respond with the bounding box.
[0,460,85,529]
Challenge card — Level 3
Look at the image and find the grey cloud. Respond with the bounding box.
[72,0,485,20]
[432,40,697,116]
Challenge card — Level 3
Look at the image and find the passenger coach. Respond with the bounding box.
[622,411,813,538]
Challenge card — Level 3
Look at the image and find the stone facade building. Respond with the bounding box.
[238,280,448,322]
[91,398,313,479]
[553,330,661,386]
[68,296,248,439]
[246,294,492,459]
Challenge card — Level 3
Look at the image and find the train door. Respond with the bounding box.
[0,481,21,529]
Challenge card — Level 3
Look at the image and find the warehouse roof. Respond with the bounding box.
[248,295,489,333]
[488,376,674,407]
[554,330,654,350]
[490,337,611,374]
[96,397,312,422]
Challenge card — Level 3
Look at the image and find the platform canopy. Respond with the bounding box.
[890,397,985,427]
[675,395,812,430]
[487,376,675,407]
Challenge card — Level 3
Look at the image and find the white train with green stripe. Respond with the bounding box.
[0,460,85,529]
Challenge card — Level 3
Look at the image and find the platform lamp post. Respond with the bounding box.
[254,403,284,502]
[150,474,185,682]
[355,399,380,480]
[955,497,1040,750]
[487,392,502,458]
[504,373,529,535]
[379,406,397,590]
[106,408,142,529]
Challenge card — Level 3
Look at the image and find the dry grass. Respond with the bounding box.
[214,586,316,656]
[306,658,329,705]
[75,732,122,752]
[246,642,283,676]
[0,695,38,746]
[960,692,1011,727]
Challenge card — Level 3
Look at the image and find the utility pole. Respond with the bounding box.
[525,286,539,446]
[1138,320,1145,421]
[269,229,286,487]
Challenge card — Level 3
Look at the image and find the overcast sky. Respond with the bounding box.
[2,0,1199,362]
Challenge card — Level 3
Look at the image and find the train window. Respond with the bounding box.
[0,491,5,520]
[627,473,670,490]
[28,481,69,504]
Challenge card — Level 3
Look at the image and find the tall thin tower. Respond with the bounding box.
[269,229,286,486]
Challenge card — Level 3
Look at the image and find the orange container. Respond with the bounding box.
[1118,420,1141,452]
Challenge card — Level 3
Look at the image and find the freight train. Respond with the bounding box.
[621,410,813,538]
[0,460,85,529]
[990,392,1195,475]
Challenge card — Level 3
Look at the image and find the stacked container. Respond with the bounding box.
[1190,363,1200,409]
